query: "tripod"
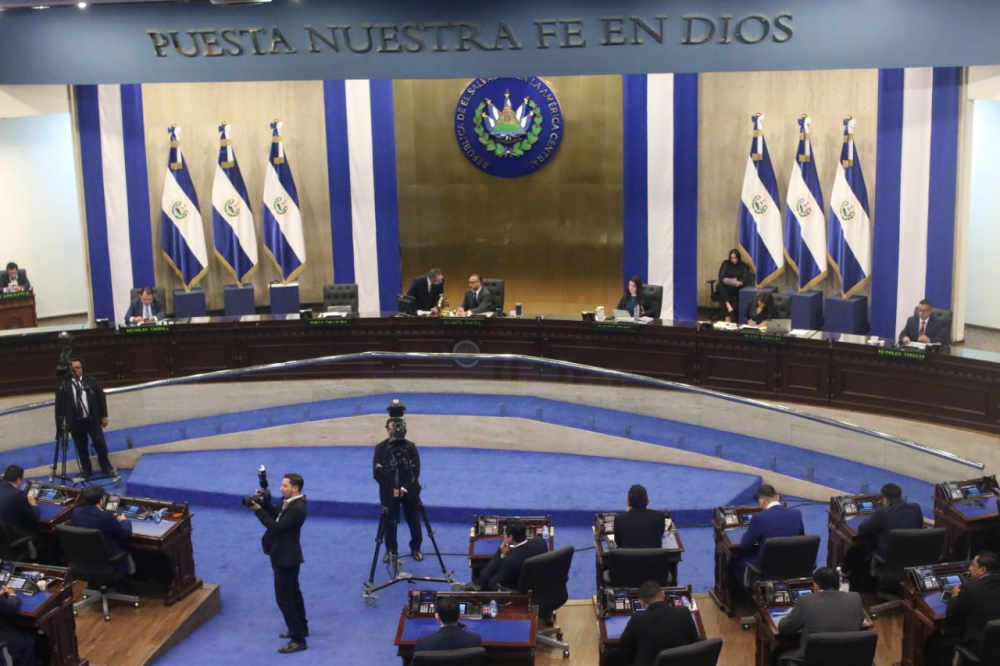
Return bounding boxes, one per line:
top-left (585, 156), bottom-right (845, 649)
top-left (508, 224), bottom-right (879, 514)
top-left (363, 493), bottom-right (453, 607)
top-left (50, 377), bottom-right (76, 485)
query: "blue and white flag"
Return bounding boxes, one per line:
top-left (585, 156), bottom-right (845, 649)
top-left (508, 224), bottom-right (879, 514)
top-left (827, 118), bottom-right (872, 298)
top-left (738, 114), bottom-right (784, 287)
top-left (783, 116), bottom-right (827, 292)
top-left (161, 126), bottom-right (208, 291)
top-left (263, 121), bottom-right (306, 283)
top-left (212, 123), bottom-right (257, 285)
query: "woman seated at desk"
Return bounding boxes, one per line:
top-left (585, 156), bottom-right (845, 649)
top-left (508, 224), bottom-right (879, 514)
top-left (745, 292), bottom-right (776, 328)
top-left (617, 275), bottom-right (652, 318)
top-left (717, 249), bottom-right (752, 323)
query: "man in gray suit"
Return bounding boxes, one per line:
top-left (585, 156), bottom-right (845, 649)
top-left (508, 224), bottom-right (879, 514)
top-left (777, 567), bottom-right (866, 664)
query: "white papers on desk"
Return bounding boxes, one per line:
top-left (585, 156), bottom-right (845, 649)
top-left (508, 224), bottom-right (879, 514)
top-left (713, 321), bottom-right (738, 331)
top-left (903, 341), bottom-right (928, 350)
top-left (789, 329), bottom-right (820, 338)
top-left (636, 316), bottom-right (654, 324)
top-left (416, 310), bottom-right (432, 317)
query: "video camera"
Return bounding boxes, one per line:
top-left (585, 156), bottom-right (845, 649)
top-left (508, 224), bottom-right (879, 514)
top-left (55, 332), bottom-right (75, 380)
top-left (241, 465), bottom-right (271, 508)
top-left (387, 399), bottom-right (407, 441)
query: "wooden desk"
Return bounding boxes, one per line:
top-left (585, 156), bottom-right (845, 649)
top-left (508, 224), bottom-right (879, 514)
top-left (933, 477), bottom-right (1000, 560)
top-left (468, 515), bottom-right (553, 582)
top-left (900, 562), bottom-right (970, 666)
top-left (826, 494), bottom-right (880, 569)
top-left (0, 291), bottom-right (36, 329)
top-left (709, 506), bottom-right (763, 616)
top-left (32, 486), bottom-right (202, 606)
top-left (394, 592), bottom-right (537, 664)
top-left (8, 562), bottom-right (87, 666)
top-left (595, 585), bottom-right (705, 666)
top-left (593, 513), bottom-right (684, 589)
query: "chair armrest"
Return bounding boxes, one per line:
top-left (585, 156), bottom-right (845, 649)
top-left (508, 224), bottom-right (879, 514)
top-left (7, 536), bottom-right (33, 549)
top-left (872, 552), bottom-right (886, 565)
top-left (954, 645), bottom-right (980, 664)
top-left (109, 552), bottom-right (129, 563)
top-left (495, 584), bottom-right (515, 593)
top-left (746, 562), bottom-right (762, 574)
top-left (707, 279), bottom-right (717, 287)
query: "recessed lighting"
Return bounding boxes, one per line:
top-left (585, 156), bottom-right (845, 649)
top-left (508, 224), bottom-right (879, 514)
top-left (31, 5), bottom-right (51, 9)
top-left (77, 1), bottom-right (87, 7)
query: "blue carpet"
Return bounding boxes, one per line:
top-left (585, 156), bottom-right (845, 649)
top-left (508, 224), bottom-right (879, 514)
top-left (125, 447), bottom-right (762, 526)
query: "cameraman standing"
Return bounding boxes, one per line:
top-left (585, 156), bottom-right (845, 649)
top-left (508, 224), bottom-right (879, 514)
top-left (246, 473), bottom-right (308, 654)
top-left (55, 357), bottom-right (114, 480)
top-left (373, 406), bottom-right (423, 563)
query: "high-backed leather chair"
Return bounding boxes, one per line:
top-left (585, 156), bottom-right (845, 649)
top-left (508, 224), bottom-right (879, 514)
top-left (745, 535), bottom-right (820, 585)
top-left (518, 546), bottom-right (574, 658)
top-left (643, 284), bottom-right (664, 319)
top-left (481, 278), bottom-right (505, 313)
top-left (412, 647), bottom-right (487, 664)
top-left (954, 619), bottom-right (1000, 665)
top-left (870, 528), bottom-right (947, 616)
top-left (323, 283), bottom-right (360, 312)
top-left (654, 638), bottom-right (724, 665)
top-left (785, 630), bottom-right (877, 666)
top-left (608, 548), bottom-right (674, 587)
top-left (771, 293), bottom-right (791, 319)
top-left (55, 524), bottom-right (139, 621)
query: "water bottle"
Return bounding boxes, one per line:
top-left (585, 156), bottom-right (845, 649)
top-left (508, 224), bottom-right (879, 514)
top-left (489, 599), bottom-right (498, 619)
top-left (542, 524), bottom-right (550, 540)
top-left (837, 566), bottom-right (849, 592)
top-left (633, 305), bottom-right (640, 322)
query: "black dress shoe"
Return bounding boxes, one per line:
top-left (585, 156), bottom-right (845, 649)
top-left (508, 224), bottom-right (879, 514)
top-left (279, 631), bottom-right (309, 639)
top-left (278, 641), bottom-right (307, 654)
top-left (80, 472), bottom-right (91, 481)
top-left (382, 551), bottom-right (397, 563)
top-left (411, 550), bottom-right (424, 562)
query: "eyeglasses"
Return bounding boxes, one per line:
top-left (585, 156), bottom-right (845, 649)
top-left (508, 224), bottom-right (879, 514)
top-left (468, 280), bottom-right (479, 285)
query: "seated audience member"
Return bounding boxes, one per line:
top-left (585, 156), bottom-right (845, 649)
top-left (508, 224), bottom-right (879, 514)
top-left (616, 275), bottom-right (653, 318)
top-left (745, 291), bottom-right (776, 327)
top-left (455, 274), bottom-right (494, 317)
top-left (413, 596), bottom-right (482, 655)
top-left (844, 483), bottom-right (923, 584)
top-left (899, 299), bottom-right (944, 345)
top-left (937, 551), bottom-right (1000, 665)
top-left (468, 520), bottom-right (547, 592)
top-left (717, 249), bottom-right (752, 323)
top-left (71, 485), bottom-right (134, 574)
top-left (0, 465), bottom-right (40, 560)
top-left (619, 580), bottom-right (700, 666)
top-left (124, 286), bottom-right (165, 325)
top-left (734, 485), bottom-right (805, 590)
top-left (406, 268), bottom-right (445, 314)
top-left (613, 484), bottom-right (666, 549)
top-left (1, 262), bottom-right (30, 293)
top-left (776, 567), bottom-right (866, 665)
top-left (0, 586), bottom-right (34, 666)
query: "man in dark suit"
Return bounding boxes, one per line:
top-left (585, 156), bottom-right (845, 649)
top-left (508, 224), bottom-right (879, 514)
top-left (844, 483), bottom-right (924, 588)
top-left (898, 299), bottom-right (944, 345)
top-left (0, 584), bottom-right (35, 666)
top-left (613, 484), bottom-right (666, 549)
top-left (735, 485), bottom-right (805, 590)
top-left (248, 472), bottom-right (308, 654)
top-left (406, 268), bottom-right (445, 313)
top-left (70, 485), bottom-right (134, 574)
top-left (455, 274), bottom-right (494, 316)
top-left (0, 262), bottom-right (30, 293)
top-left (619, 579), bottom-right (700, 666)
top-left (470, 520), bottom-right (548, 592)
top-left (777, 567), bottom-right (866, 665)
top-left (123, 286), bottom-right (165, 325)
top-left (0, 465), bottom-right (40, 560)
top-left (55, 357), bottom-right (114, 480)
top-left (938, 551), bottom-right (1000, 665)
top-left (413, 596), bottom-right (482, 656)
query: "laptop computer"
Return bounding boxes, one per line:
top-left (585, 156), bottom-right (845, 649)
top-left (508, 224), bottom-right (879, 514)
top-left (767, 318), bottom-right (792, 335)
top-left (612, 309), bottom-right (633, 320)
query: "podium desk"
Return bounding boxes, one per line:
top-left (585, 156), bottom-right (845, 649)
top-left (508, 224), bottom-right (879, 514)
top-left (596, 585), bottom-right (705, 666)
top-left (752, 578), bottom-right (873, 666)
top-left (468, 515), bottom-right (553, 582)
top-left (933, 476), bottom-right (1000, 560)
top-left (709, 505), bottom-right (764, 615)
top-left (826, 494), bottom-right (881, 569)
top-left (0, 291), bottom-right (36, 329)
top-left (593, 512), bottom-right (684, 589)
top-left (30, 485), bottom-right (202, 606)
top-left (8, 562), bottom-right (87, 666)
top-left (900, 561), bottom-right (971, 666)
top-left (395, 592), bottom-right (537, 664)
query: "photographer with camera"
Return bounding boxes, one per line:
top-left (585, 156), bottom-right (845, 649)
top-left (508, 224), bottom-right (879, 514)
top-left (373, 401), bottom-right (423, 563)
top-left (244, 470), bottom-right (309, 655)
top-left (54, 357), bottom-right (114, 481)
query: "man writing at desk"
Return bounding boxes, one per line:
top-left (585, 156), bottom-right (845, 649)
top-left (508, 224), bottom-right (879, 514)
top-left (124, 286), bottom-right (164, 325)
top-left (406, 268), bottom-right (444, 314)
top-left (899, 299), bottom-right (943, 345)
top-left (735, 485), bottom-right (805, 592)
top-left (937, 551), bottom-right (1000, 665)
top-left (619, 580), bottom-right (700, 666)
top-left (613, 484), bottom-right (665, 549)
top-left (776, 568), bottom-right (865, 665)
top-left (1, 262), bottom-right (30, 293)
top-left (455, 274), bottom-right (494, 317)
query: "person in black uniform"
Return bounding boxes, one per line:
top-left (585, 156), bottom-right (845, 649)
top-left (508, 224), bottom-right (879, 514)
top-left (406, 268), bottom-right (445, 314)
top-left (0, 465), bottom-right (40, 560)
top-left (935, 551), bottom-right (1000, 665)
top-left (468, 520), bottom-right (547, 592)
top-left (0, 262), bottom-right (30, 293)
top-left (745, 291), bottom-right (776, 327)
top-left (55, 357), bottom-right (114, 480)
top-left (0, 584), bottom-right (35, 666)
top-left (843, 483), bottom-right (924, 589)
top-left (616, 275), bottom-right (653, 317)
top-left (373, 401), bottom-right (423, 562)
top-left (71, 485), bottom-right (134, 574)
top-left (613, 484), bottom-right (666, 549)
top-left (716, 249), bottom-right (751, 323)
top-left (455, 274), bottom-right (494, 316)
top-left (247, 472), bottom-right (308, 654)
top-left (619, 580), bottom-right (700, 666)
top-left (414, 596), bottom-right (482, 655)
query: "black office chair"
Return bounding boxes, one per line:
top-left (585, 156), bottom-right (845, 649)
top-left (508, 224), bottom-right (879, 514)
top-left (787, 630), bottom-right (877, 666)
top-left (518, 546), bottom-right (574, 658)
top-left (771, 293), bottom-right (791, 319)
top-left (653, 638), bottom-right (724, 665)
top-left (954, 619), bottom-right (1000, 665)
top-left (55, 525), bottom-right (138, 621)
top-left (323, 283), bottom-right (360, 312)
top-left (480, 278), bottom-right (504, 313)
top-left (0, 522), bottom-right (35, 562)
top-left (128, 286), bottom-right (166, 304)
top-left (607, 548), bottom-right (674, 587)
top-left (412, 647), bottom-right (487, 664)
top-left (643, 284), bottom-right (664, 319)
top-left (870, 528), bottom-right (947, 617)
top-left (745, 535), bottom-right (821, 584)
top-left (910, 306), bottom-right (953, 345)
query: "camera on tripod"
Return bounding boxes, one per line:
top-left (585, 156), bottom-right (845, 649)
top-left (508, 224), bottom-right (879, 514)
top-left (241, 465), bottom-right (271, 508)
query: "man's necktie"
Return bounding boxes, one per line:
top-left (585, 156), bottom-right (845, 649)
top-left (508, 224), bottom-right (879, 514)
top-left (919, 320), bottom-right (926, 336)
top-left (144, 304), bottom-right (151, 319)
top-left (74, 381), bottom-right (86, 418)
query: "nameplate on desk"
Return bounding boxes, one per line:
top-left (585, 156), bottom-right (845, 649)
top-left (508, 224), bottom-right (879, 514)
top-left (442, 318), bottom-right (486, 327)
top-left (123, 325), bottom-right (170, 335)
top-left (307, 318), bottom-right (350, 327)
top-left (738, 330), bottom-right (786, 345)
top-left (593, 321), bottom-right (637, 333)
top-left (0, 291), bottom-right (32, 301)
top-left (877, 347), bottom-right (927, 362)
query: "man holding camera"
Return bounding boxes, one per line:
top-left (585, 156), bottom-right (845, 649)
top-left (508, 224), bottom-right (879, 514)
top-left (246, 472), bottom-right (308, 654)
top-left (373, 403), bottom-right (423, 563)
